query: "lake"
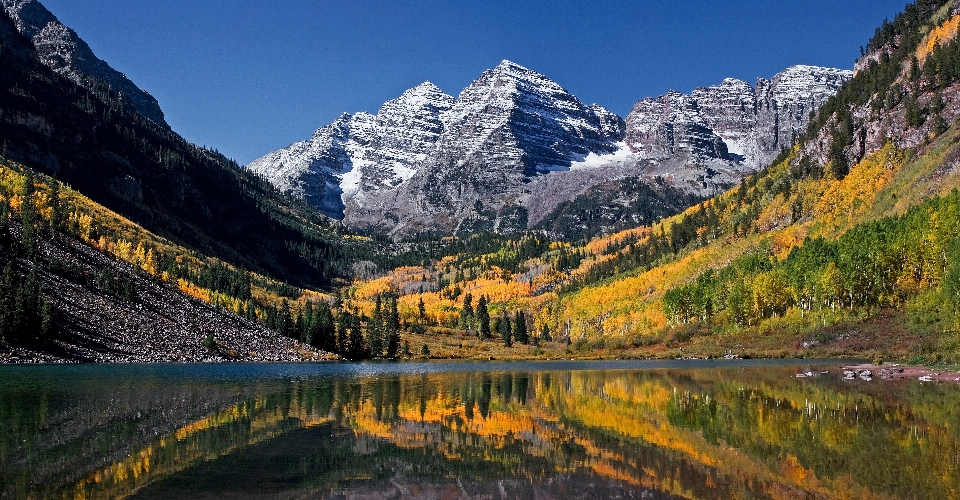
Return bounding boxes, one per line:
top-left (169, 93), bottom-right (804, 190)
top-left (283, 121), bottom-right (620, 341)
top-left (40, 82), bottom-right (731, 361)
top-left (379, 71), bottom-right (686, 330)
top-left (1, 359), bottom-right (959, 499)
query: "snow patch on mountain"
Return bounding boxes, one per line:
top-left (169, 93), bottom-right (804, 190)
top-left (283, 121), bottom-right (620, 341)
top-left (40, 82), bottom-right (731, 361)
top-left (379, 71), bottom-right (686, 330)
top-left (569, 142), bottom-right (634, 170)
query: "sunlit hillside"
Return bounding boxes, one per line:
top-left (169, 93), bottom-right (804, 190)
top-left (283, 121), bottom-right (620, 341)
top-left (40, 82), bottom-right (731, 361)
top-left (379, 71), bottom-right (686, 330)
top-left (341, 1), bottom-right (960, 363)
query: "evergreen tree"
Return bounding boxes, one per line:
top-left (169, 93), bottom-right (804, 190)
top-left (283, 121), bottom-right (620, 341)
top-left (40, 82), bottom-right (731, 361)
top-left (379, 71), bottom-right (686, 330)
top-left (540, 323), bottom-right (552, 342)
top-left (367, 296), bottom-right (385, 357)
top-left (348, 312), bottom-right (367, 359)
top-left (513, 310), bottom-right (528, 345)
top-left (278, 299), bottom-right (295, 338)
top-left (418, 296), bottom-right (426, 324)
top-left (459, 293), bottom-right (474, 329)
top-left (499, 313), bottom-right (512, 347)
top-left (385, 297), bottom-right (401, 358)
top-left (302, 301), bottom-right (314, 344)
top-left (336, 309), bottom-right (350, 353)
top-left (477, 295), bottom-right (490, 339)
top-left (312, 301), bottom-right (336, 352)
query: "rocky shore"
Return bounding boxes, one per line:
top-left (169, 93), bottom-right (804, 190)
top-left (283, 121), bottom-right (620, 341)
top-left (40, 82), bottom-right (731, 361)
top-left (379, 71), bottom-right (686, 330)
top-left (0, 227), bottom-right (338, 364)
top-left (842, 364), bottom-right (960, 383)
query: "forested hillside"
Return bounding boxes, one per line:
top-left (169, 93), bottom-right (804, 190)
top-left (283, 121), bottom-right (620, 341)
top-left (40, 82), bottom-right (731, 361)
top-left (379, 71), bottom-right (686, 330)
top-left (6, 0), bottom-right (960, 363)
top-left (333, 0), bottom-right (960, 363)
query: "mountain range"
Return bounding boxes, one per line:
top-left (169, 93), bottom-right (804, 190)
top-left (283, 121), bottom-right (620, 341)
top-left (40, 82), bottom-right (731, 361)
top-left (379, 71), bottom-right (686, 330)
top-left (249, 61), bottom-right (851, 239)
top-left (5, 0), bottom-right (960, 367)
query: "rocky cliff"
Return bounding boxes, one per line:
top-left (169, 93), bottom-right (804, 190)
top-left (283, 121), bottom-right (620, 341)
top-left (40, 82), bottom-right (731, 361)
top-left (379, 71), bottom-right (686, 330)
top-left (250, 62), bottom-right (850, 239)
top-left (1, 0), bottom-right (167, 127)
top-left (625, 65), bottom-right (853, 170)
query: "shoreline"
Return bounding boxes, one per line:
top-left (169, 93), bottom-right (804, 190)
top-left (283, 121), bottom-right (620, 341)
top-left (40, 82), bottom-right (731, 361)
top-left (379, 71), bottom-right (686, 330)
top-left (842, 363), bottom-right (960, 383)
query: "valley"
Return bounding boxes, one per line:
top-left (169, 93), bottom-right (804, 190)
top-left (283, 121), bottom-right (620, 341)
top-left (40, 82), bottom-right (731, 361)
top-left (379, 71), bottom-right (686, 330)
top-left (1, 0), bottom-right (959, 368)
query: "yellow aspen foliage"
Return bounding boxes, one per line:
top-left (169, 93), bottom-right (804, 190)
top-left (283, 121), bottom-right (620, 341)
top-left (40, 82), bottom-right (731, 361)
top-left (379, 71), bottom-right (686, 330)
top-left (69, 211), bottom-right (93, 238)
top-left (917, 14), bottom-right (960, 62)
top-left (116, 239), bottom-right (133, 263)
top-left (178, 279), bottom-right (212, 303)
top-left (814, 143), bottom-right (902, 234)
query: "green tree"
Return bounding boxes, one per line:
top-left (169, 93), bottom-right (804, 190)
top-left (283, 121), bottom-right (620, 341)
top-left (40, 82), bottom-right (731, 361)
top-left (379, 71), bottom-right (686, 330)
top-left (367, 296), bottom-right (385, 357)
top-left (513, 310), bottom-right (528, 345)
top-left (311, 301), bottom-right (336, 352)
top-left (459, 292), bottom-right (474, 329)
top-left (499, 313), bottom-right (512, 347)
top-left (476, 295), bottom-right (490, 339)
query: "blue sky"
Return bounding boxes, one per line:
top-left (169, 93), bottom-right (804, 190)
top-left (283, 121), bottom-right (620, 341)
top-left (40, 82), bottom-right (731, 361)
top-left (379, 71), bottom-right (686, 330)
top-left (42, 0), bottom-right (908, 165)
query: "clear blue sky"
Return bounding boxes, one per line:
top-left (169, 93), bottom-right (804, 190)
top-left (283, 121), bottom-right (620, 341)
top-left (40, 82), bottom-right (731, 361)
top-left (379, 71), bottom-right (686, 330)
top-left (41, 0), bottom-right (908, 165)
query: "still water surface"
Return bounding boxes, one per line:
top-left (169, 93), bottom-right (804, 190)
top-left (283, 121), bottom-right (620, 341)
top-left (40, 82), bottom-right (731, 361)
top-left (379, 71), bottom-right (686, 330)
top-left (2, 359), bottom-right (959, 499)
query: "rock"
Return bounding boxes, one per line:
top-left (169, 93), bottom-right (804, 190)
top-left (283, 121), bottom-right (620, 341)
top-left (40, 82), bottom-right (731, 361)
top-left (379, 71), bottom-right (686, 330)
top-left (1, 0), bottom-right (168, 127)
top-left (249, 61), bottom-right (850, 238)
top-left (879, 367), bottom-right (904, 380)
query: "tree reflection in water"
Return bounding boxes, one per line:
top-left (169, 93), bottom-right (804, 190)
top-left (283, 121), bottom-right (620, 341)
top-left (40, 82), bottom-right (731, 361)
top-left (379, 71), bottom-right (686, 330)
top-left (1, 361), bottom-right (959, 499)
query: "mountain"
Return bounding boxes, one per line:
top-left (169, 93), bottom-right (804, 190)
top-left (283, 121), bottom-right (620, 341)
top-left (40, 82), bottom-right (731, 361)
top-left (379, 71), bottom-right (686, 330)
top-left (250, 62), bottom-right (849, 239)
top-left (250, 60), bottom-right (627, 237)
top-left (248, 82), bottom-right (455, 220)
top-left (332, 0), bottom-right (960, 363)
top-left (0, 3), bottom-right (355, 290)
top-left (1, 0), bottom-right (167, 127)
top-left (622, 65), bottom-right (853, 194)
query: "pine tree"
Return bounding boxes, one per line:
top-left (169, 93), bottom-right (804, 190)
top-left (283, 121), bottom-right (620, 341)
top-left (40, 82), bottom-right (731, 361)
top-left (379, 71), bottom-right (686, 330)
top-left (312, 301), bottom-right (336, 352)
top-left (348, 312), bottom-right (367, 359)
top-left (367, 296), bottom-right (384, 357)
top-left (417, 296), bottom-right (426, 324)
top-left (302, 301), bottom-right (314, 344)
top-left (278, 299), bottom-right (295, 338)
top-left (385, 297), bottom-right (401, 359)
top-left (459, 292), bottom-right (474, 329)
top-left (336, 310), bottom-right (350, 354)
top-left (477, 295), bottom-right (490, 339)
top-left (499, 313), bottom-right (512, 347)
top-left (513, 311), bottom-right (528, 345)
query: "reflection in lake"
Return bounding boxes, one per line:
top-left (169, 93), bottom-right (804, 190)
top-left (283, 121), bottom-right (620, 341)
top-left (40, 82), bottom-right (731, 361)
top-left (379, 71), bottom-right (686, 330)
top-left (2, 360), bottom-right (960, 499)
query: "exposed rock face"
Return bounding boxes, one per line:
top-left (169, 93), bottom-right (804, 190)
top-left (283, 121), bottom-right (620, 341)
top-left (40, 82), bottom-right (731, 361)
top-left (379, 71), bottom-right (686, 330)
top-left (626, 66), bottom-right (853, 172)
top-left (1, 0), bottom-right (167, 127)
top-left (250, 62), bottom-right (849, 238)
top-left (625, 65), bottom-right (853, 170)
top-left (248, 82), bottom-right (455, 220)
top-left (250, 61), bottom-right (625, 234)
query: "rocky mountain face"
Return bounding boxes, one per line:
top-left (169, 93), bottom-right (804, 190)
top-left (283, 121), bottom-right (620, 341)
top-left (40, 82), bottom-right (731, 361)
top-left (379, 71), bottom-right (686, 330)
top-left (624, 65), bottom-right (852, 192)
top-left (1, 0), bottom-right (167, 127)
top-left (250, 61), bottom-right (626, 235)
top-left (248, 82), bottom-right (454, 220)
top-left (1, 4), bottom-right (349, 289)
top-left (251, 62), bottom-right (850, 239)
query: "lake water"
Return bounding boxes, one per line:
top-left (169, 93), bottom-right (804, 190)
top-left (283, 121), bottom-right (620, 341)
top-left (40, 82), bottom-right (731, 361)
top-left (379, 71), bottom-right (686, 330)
top-left (2, 359), bottom-right (959, 499)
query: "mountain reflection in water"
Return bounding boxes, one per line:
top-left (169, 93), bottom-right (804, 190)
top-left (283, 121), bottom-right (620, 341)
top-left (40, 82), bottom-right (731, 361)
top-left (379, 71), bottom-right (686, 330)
top-left (1, 360), bottom-right (959, 499)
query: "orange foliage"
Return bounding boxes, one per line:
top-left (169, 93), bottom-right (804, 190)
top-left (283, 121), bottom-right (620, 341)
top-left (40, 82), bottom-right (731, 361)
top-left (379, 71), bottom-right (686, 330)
top-left (917, 14), bottom-right (960, 62)
top-left (814, 143), bottom-right (902, 234)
